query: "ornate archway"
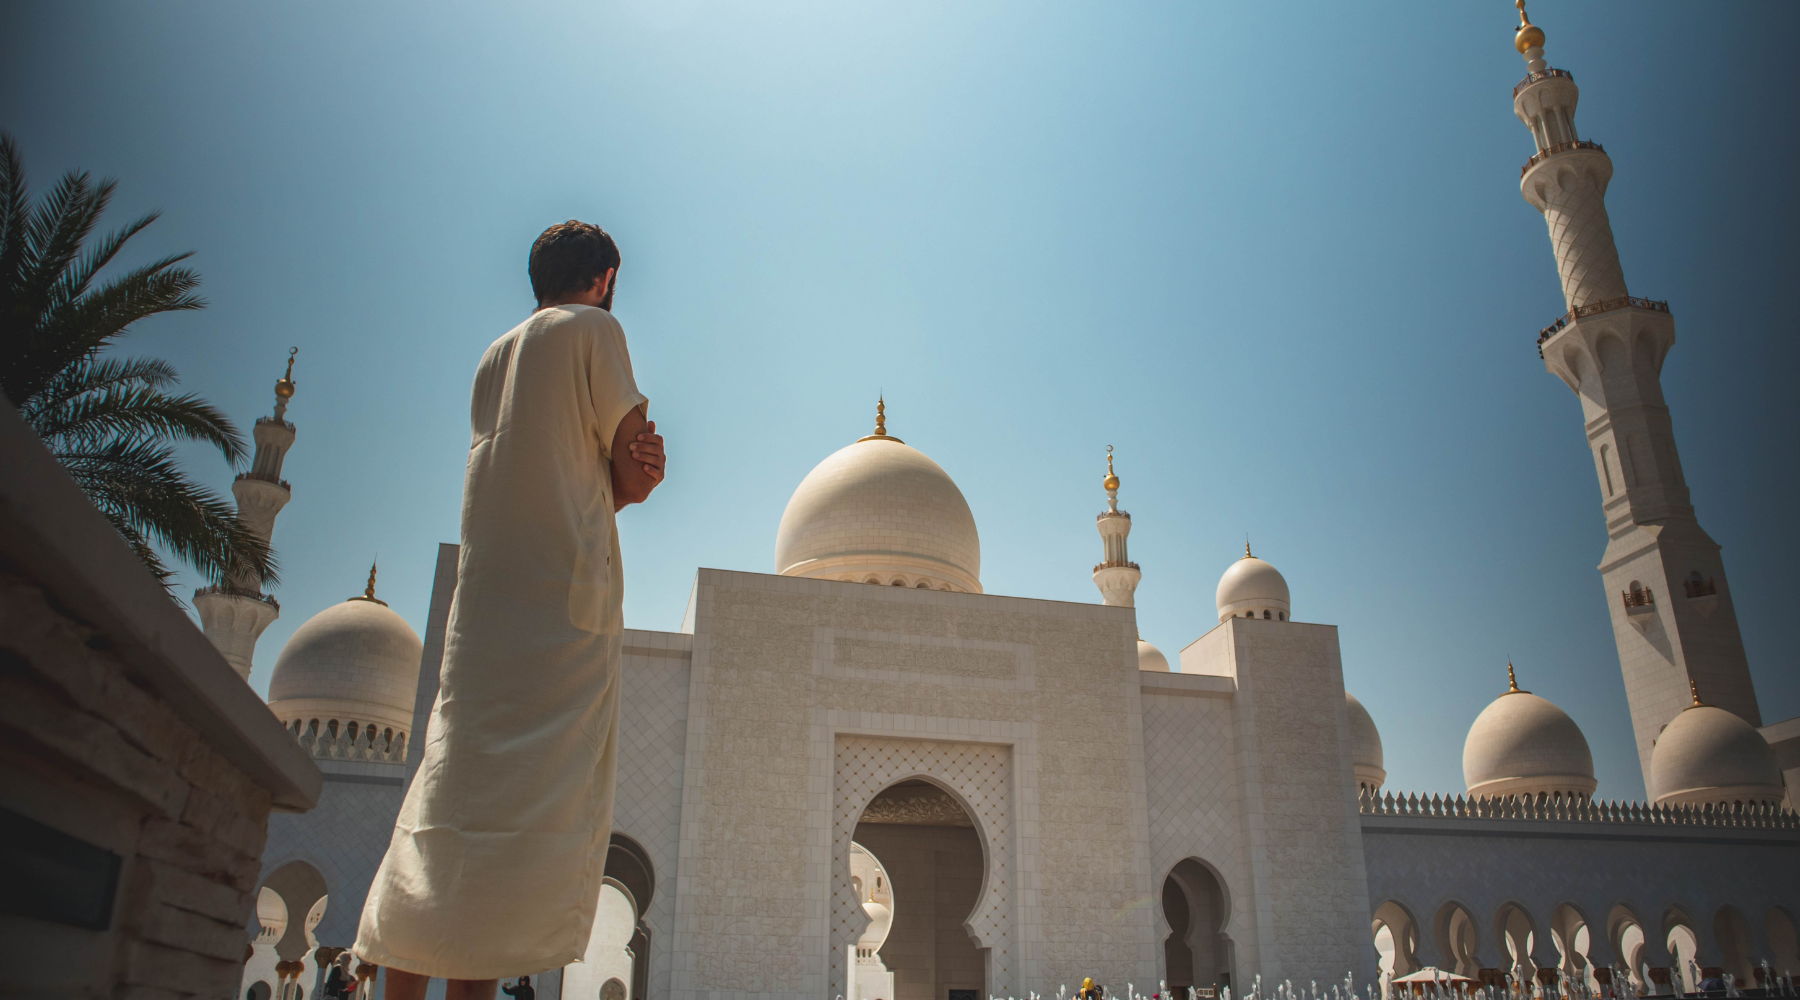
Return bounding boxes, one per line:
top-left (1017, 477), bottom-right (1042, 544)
top-left (832, 736), bottom-right (1014, 998)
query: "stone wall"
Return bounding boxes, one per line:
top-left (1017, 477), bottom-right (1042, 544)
top-left (0, 397), bottom-right (318, 1000)
top-left (669, 569), bottom-right (1162, 1000)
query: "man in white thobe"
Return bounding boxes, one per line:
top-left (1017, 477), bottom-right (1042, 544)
top-left (356, 221), bottom-right (666, 999)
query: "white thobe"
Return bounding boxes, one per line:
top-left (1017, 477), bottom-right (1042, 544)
top-left (355, 305), bottom-right (647, 979)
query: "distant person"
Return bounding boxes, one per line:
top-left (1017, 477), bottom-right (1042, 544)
top-left (500, 976), bottom-right (534, 1000)
top-left (322, 954), bottom-right (354, 1000)
top-left (355, 221), bottom-right (668, 1000)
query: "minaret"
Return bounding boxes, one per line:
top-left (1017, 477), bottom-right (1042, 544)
top-left (1092, 446), bottom-right (1141, 610)
top-left (195, 348), bottom-right (298, 681)
top-left (1510, 4), bottom-right (1760, 789)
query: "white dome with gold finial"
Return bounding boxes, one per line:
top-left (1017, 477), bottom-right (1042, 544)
top-left (1216, 545), bottom-right (1291, 622)
top-left (1650, 682), bottom-right (1785, 807)
top-left (1462, 663), bottom-right (1596, 801)
top-left (775, 399), bottom-right (981, 593)
top-left (266, 564), bottom-right (422, 743)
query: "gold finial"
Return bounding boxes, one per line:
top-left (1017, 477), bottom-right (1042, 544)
top-left (1507, 660), bottom-right (1521, 693)
top-left (350, 561), bottom-right (389, 606)
top-left (1243, 539), bottom-right (1253, 560)
top-left (1103, 445), bottom-right (1120, 492)
top-left (1515, 0), bottom-right (1545, 54)
top-left (275, 347), bottom-right (298, 399)
top-left (857, 394), bottom-right (905, 444)
top-left (1689, 678), bottom-right (1704, 707)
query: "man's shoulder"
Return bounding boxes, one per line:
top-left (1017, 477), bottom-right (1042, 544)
top-left (484, 307), bottom-right (623, 361)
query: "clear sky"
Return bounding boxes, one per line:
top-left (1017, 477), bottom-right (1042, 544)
top-left (5, 1), bottom-right (1796, 802)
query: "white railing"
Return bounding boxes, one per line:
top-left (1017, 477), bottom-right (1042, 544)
top-left (289, 720), bottom-right (407, 764)
top-left (1360, 788), bottom-right (1799, 830)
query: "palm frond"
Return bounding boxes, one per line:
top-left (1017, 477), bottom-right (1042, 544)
top-left (30, 382), bottom-right (246, 464)
top-left (44, 209), bottom-right (163, 321)
top-left (19, 171), bottom-right (111, 316)
top-left (24, 356), bottom-right (179, 420)
top-left (58, 438), bottom-right (277, 587)
top-left (0, 134), bottom-right (29, 315)
top-left (5, 253), bottom-right (203, 405)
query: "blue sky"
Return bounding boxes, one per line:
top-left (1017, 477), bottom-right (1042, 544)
top-left (5, 1), bottom-right (1796, 801)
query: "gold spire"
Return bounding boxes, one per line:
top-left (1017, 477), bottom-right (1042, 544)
top-left (275, 347), bottom-right (298, 399)
top-left (1506, 660), bottom-right (1522, 693)
top-left (350, 561), bottom-right (388, 606)
top-left (1689, 678), bottom-right (1704, 708)
top-left (1243, 540), bottom-right (1253, 560)
top-left (1103, 445), bottom-right (1120, 492)
top-left (1514, 0), bottom-right (1545, 53)
top-left (856, 395), bottom-right (904, 444)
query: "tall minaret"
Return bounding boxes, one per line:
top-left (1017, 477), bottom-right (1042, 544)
top-left (1092, 446), bottom-right (1140, 609)
top-left (1511, 3), bottom-right (1759, 789)
top-left (195, 348), bottom-right (299, 681)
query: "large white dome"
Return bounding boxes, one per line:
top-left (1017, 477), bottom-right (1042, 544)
top-left (1462, 670), bottom-right (1596, 800)
top-left (1650, 700), bottom-right (1784, 807)
top-left (775, 417), bottom-right (980, 593)
top-left (1216, 548), bottom-right (1290, 622)
top-left (268, 592), bottom-right (422, 738)
top-left (1346, 692), bottom-right (1386, 792)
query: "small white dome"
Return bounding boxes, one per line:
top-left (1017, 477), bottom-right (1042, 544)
top-left (1137, 639), bottom-right (1171, 672)
top-left (775, 424), bottom-right (980, 593)
top-left (268, 595), bottom-right (422, 736)
top-left (859, 898), bottom-right (893, 950)
top-left (1346, 692), bottom-right (1386, 791)
top-left (1462, 676), bottom-right (1596, 800)
top-left (1650, 702), bottom-right (1784, 807)
top-left (1216, 549), bottom-right (1291, 622)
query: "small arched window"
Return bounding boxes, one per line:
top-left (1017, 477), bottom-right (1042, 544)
top-left (891, 579), bottom-right (905, 587)
top-left (1278, 612), bottom-right (1286, 621)
top-left (1263, 610), bottom-right (1271, 619)
top-left (915, 581), bottom-right (930, 589)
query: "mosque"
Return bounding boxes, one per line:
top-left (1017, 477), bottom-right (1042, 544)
top-left (213, 9), bottom-right (1800, 1000)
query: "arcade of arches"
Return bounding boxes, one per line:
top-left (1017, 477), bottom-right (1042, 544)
top-left (1371, 900), bottom-right (1800, 994)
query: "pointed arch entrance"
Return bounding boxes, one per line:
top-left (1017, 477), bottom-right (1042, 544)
top-left (833, 736), bottom-right (1014, 1000)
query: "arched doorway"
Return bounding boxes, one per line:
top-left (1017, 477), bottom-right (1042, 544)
top-left (1768, 908), bottom-right (1800, 981)
top-left (1433, 902), bottom-right (1482, 977)
top-left (241, 862), bottom-right (328, 1000)
top-left (832, 736), bottom-right (1013, 999)
top-left (1550, 904), bottom-right (1592, 984)
top-left (1163, 859), bottom-right (1231, 996)
top-left (852, 779), bottom-right (985, 1000)
top-left (1713, 907), bottom-right (1754, 984)
top-left (1608, 906), bottom-right (1648, 992)
top-left (1374, 900), bottom-right (1422, 994)
top-left (1663, 913), bottom-right (1699, 996)
top-left (565, 834), bottom-right (657, 1000)
top-left (1494, 904), bottom-right (1538, 985)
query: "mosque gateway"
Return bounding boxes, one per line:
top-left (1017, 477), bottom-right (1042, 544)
top-left (228, 9), bottom-right (1799, 1000)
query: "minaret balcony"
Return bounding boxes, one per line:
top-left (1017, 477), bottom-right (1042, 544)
top-left (1093, 560), bottom-right (1141, 573)
top-left (1620, 586), bottom-right (1655, 623)
top-left (1536, 295), bottom-right (1670, 355)
top-left (194, 583), bottom-right (280, 611)
top-left (235, 470), bottom-right (292, 491)
top-left (1520, 138), bottom-right (1605, 178)
top-left (1513, 67), bottom-right (1572, 98)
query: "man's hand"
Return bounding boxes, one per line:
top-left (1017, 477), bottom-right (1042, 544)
top-left (611, 406), bottom-right (665, 510)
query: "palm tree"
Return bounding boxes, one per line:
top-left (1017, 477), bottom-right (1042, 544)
top-left (0, 133), bottom-right (275, 590)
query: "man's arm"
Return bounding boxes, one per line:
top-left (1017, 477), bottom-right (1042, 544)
top-left (611, 405), bottom-right (665, 510)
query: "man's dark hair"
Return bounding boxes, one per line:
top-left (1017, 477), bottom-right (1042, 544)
top-left (529, 220), bottom-right (621, 309)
